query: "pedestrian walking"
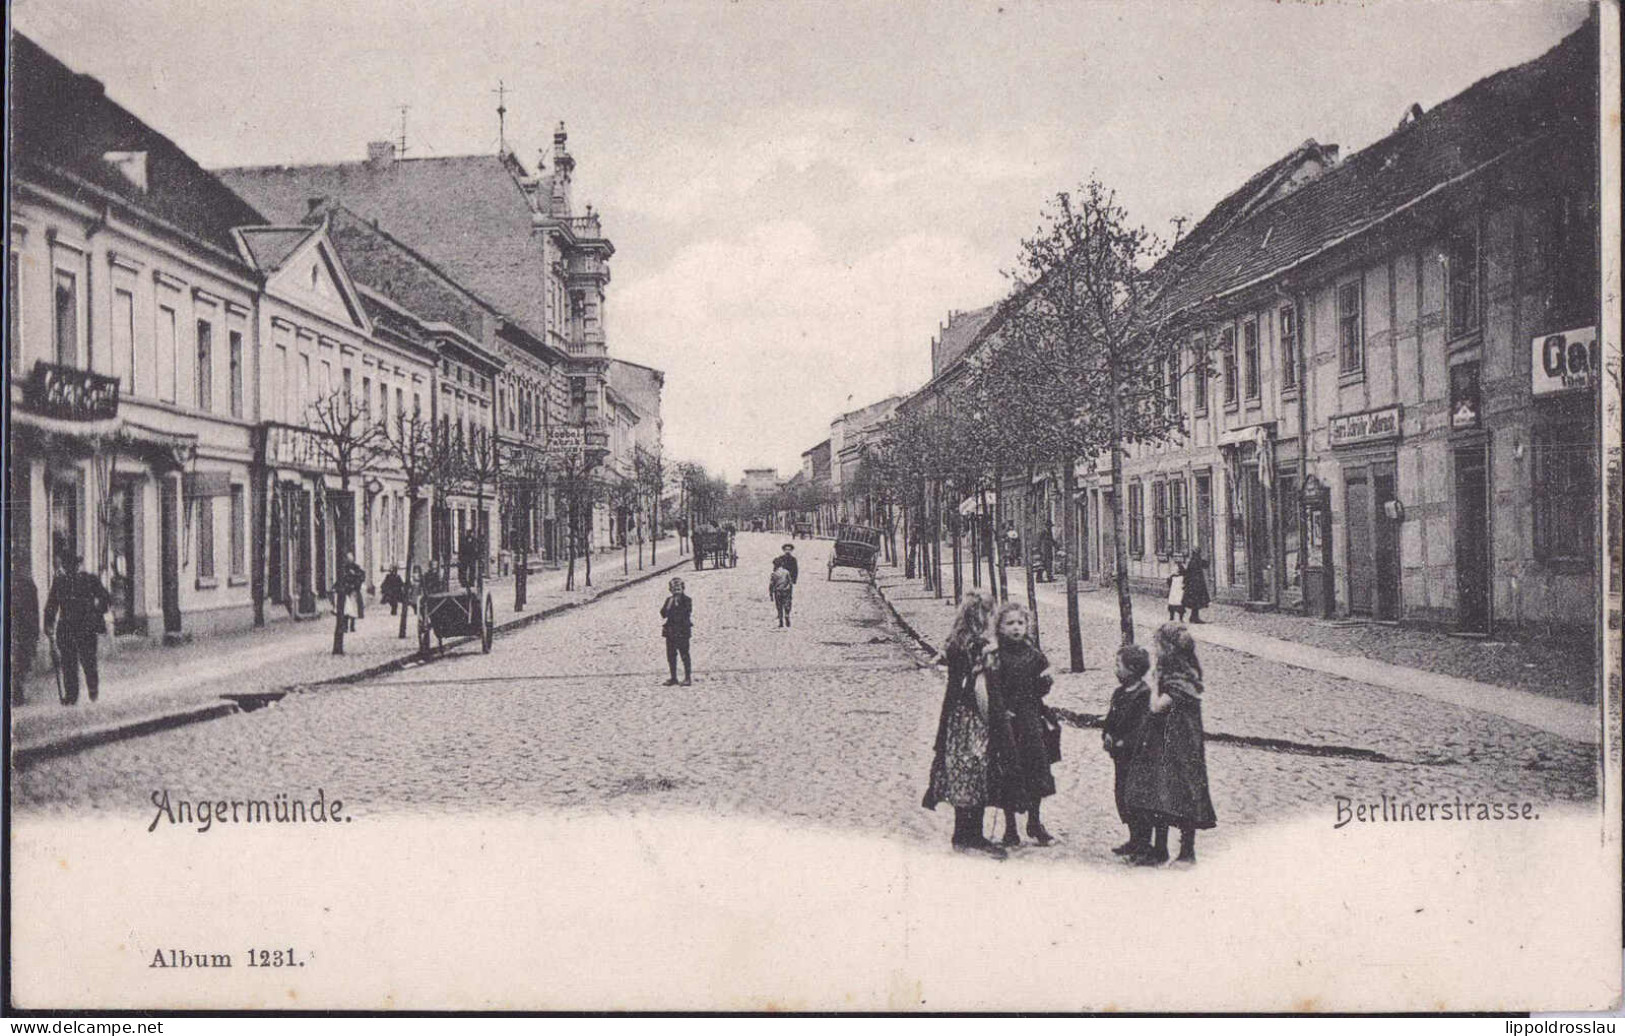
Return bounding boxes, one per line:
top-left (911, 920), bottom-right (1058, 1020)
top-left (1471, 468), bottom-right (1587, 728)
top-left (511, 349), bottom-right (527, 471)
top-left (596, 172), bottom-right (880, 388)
top-left (1124, 623), bottom-right (1217, 866)
top-left (660, 577), bottom-right (693, 686)
top-left (1039, 524), bottom-right (1056, 582)
top-left (11, 571), bottom-right (40, 705)
top-left (336, 551), bottom-right (366, 627)
top-left (922, 592), bottom-right (1006, 859)
top-left (1003, 523), bottom-right (1021, 565)
top-left (1102, 643), bottom-right (1154, 859)
top-left (769, 566), bottom-right (795, 628)
top-left (985, 601), bottom-right (1058, 847)
top-left (380, 566), bottom-right (406, 616)
top-left (42, 552), bottom-right (111, 705)
top-left (1182, 546), bottom-right (1211, 623)
top-left (1167, 561), bottom-right (1187, 622)
top-left (458, 532), bottom-right (482, 588)
top-left (772, 543), bottom-right (799, 584)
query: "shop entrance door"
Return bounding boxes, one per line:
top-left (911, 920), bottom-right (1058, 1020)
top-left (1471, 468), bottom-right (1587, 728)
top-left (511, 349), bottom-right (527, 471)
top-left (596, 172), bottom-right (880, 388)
top-left (1246, 466), bottom-right (1270, 600)
top-left (1345, 473), bottom-right (1374, 615)
top-left (1374, 467), bottom-right (1401, 621)
top-left (108, 479), bottom-right (140, 634)
top-left (1454, 447), bottom-right (1491, 633)
top-left (159, 478), bottom-right (182, 634)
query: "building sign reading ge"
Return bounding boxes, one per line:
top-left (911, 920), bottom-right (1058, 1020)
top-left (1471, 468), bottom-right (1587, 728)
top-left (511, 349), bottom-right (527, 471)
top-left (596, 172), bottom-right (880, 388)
top-left (1531, 326), bottom-right (1598, 396)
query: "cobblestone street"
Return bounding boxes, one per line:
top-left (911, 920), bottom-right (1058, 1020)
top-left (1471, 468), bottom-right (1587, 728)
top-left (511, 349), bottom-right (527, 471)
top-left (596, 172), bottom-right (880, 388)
top-left (15, 534), bottom-right (1598, 867)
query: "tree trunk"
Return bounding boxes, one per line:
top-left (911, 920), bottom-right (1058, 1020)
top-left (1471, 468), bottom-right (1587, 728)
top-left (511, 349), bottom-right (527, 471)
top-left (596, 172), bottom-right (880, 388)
top-left (1062, 455), bottom-right (1085, 672)
top-left (565, 491), bottom-right (577, 591)
top-left (1109, 377), bottom-right (1135, 644)
top-left (332, 587), bottom-right (347, 655)
top-left (399, 493), bottom-right (419, 639)
top-left (950, 483), bottom-right (964, 604)
top-left (1022, 463), bottom-right (1040, 648)
top-left (931, 481), bottom-right (944, 600)
top-left (970, 487), bottom-right (982, 590)
top-left (993, 468), bottom-right (1009, 603)
top-left (903, 502), bottom-right (915, 579)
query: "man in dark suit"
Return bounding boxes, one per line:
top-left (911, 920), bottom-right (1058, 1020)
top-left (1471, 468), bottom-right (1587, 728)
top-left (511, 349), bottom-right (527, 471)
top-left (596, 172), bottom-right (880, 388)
top-left (660, 577), bottom-right (693, 686)
top-left (43, 554), bottom-right (111, 704)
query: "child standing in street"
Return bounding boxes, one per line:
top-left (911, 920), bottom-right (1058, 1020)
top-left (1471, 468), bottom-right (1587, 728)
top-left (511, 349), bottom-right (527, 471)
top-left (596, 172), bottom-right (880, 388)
top-left (985, 602), bottom-right (1058, 848)
top-left (1102, 643), bottom-right (1153, 859)
top-left (1125, 623), bottom-right (1217, 866)
top-left (1167, 561), bottom-right (1187, 622)
top-left (660, 577), bottom-right (694, 686)
top-left (769, 566), bottom-right (795, 627)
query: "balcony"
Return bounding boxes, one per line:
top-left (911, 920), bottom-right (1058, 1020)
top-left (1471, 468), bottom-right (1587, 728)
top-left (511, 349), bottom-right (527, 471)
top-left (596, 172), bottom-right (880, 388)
top-left (19, 361), bottom-right (120, 422)
top-left (568, 326), bottom-right (607, 356)
top-left (564, 214), bottom-right (603, 239)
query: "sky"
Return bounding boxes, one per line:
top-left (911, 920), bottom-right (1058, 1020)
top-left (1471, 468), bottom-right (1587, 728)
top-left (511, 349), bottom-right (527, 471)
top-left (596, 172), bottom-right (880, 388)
top-left (13, 0), bottom-right (1592, 479)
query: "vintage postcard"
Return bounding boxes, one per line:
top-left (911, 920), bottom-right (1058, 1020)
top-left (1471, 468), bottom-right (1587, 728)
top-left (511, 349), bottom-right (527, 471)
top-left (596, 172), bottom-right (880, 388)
top-left (6, 0), bottom-right (1622, 1015)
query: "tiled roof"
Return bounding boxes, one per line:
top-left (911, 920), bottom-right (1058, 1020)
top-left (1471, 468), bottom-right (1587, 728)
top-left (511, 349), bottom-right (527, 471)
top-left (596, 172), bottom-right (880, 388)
top-left (931, 305), bottom-right (999, 378)
top-left (10, 34), bottom-right (266, 258)
top-left (235, 226), bottom-right (316, 271)
top-left (1161, 16), bottom-right (1596, 317)
top-left (216, 154), bottom-right (551, 334)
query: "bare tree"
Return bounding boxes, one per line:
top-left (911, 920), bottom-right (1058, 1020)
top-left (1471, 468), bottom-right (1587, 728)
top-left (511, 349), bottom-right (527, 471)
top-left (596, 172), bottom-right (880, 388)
top-left (380, 406), bottom-right (450, 639)
top-left (305, 387), bottom-right (389, 655)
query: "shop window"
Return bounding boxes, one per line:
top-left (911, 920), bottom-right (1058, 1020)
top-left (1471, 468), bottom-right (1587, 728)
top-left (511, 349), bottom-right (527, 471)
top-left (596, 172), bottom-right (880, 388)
top-left (229, 330), bottom-right (243, 417)
top-left (1338, 280), bottom-right (1363, 374)
top-left (1128, 482), bottom-right (1145, 558)
top-left (1279, 305), bottom-right (1298, 392)
top-left (1446, 222), bottom-right (1481, 340)
top-left (54, 269), bottom-right (80, 367)
top-left (1544, 190), bottom-right (1598, 329)
top-left (158, 305), bottom-right (178, 403)
top-left (1192, 333), bottom-right (1209, 415)
top-left (1169, 478), bottom-right (1188, 555)
top-left (1278, 474), bottom-right (1301, 587)
top-left (1221, 327), bottom-right (1238, 408)
top-left (114, 289), bottom-right (136, 394)
top-left (1532, 423), bottom-right (1594, 562)
top-left (1152, 481), bottom-right (1168, 557)
top-left (196, 319), bottom-right (213, 411)
top-left (229, 485), bottom-right (246, 581)
top-left (1243, 320), bottom-right (1261, 401)
top-left (196, 496), bottom-right (216, 584)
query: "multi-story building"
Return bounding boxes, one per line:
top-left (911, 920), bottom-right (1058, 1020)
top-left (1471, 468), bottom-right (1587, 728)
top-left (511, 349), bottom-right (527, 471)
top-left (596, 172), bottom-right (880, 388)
top-left (829, 395), bottom-right (905, 523)
top-left (605, 358), bottom-right (666, 545)
top-left (799, 438), bottom-right (834, 533)
top-left (9, 34), bottom-right (270, 642)
top-left (1094, 20), bottom-right (1601, 633)
top-left (216, 124), bottom-right (618, 552)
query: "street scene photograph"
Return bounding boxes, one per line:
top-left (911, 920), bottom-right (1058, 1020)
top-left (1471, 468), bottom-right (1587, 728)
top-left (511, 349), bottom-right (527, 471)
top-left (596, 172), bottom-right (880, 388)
top-left (5, 0), bottom-right (1621, 1017)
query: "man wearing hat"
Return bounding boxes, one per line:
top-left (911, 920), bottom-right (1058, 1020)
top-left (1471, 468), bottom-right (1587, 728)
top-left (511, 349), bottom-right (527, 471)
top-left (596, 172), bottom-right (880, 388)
top-left (42, 550), bottom-right (112, 705)
top-left (769, 543), bottom-right (799, 628)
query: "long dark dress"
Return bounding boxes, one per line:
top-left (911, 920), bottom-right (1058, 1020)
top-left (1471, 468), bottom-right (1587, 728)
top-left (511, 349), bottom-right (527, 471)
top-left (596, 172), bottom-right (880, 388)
top-left (986, 640), bottom-right (1055, 810)
top-left (1103, 678), bottom-right (1151, 824)
top-left (1182, 549), bottom-right (1212, 611)
top-left (1124, 670), bottom-right (1217, 829)
top-left (923, 641), bottom-right (993, 810)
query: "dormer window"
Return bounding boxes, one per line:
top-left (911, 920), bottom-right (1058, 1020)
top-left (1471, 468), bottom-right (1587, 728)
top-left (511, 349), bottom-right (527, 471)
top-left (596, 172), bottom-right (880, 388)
top-left (103, 151), bottom-right (149, 193)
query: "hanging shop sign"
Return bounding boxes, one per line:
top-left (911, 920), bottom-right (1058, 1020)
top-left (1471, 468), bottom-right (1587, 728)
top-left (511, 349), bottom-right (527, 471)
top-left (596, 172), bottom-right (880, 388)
top-left (264, 423), bottom-right (328, 471)
top-left (1531, 325), bottom-right (1598, 396)
top-left (1328, 405), bottom-right (1402, 449)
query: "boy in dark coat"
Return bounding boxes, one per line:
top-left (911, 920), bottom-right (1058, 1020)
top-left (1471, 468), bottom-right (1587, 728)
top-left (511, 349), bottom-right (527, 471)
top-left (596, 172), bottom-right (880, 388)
top-left (1102, 643), bottom-right (1153, 857)
top-left (380, 567), bottom-right (406, 615)
top-left (660, 577), bottom-right (694, 686)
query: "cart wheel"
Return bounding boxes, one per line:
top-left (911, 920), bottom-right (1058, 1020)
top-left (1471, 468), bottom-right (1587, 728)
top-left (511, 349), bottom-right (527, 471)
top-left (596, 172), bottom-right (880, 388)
top-left (481, 595), bottom-right (494, 653)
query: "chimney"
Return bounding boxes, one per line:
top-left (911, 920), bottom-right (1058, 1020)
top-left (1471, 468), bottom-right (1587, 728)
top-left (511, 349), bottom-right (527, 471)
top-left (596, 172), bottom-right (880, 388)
top-left (77, 74), bottom-right (106, 99)
top-left (366, 141), bottom-right (396, 169)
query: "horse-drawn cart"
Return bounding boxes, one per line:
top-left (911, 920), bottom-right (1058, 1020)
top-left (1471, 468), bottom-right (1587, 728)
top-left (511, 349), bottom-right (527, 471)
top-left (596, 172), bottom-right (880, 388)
top-left (692, 528), bottom-right (737, 570)
top-left (417, 571), bottom-right (495, 658)
top-left (827, 523), bottom-right (882, 581)
top-left (793, 521), bottom-right (814, 539)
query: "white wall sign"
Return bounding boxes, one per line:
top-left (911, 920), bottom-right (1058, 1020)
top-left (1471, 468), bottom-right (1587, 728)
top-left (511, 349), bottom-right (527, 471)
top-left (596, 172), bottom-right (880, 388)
top-left (1329, 405), bottom-right (1402, 448)
top-left (1531, 325), bottom-right (1598, 396)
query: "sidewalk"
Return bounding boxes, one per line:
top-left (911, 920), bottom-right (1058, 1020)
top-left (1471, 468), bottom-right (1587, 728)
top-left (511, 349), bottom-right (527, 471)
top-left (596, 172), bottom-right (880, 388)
top-left (875, 561), bottom-right (1600, 746)
top-left (9, 549), bottom-right (690, 764)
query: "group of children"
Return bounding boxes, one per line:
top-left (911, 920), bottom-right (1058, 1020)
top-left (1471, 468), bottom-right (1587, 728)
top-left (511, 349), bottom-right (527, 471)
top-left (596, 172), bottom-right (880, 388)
top-left (923, 592), bottom-right (1217, 866)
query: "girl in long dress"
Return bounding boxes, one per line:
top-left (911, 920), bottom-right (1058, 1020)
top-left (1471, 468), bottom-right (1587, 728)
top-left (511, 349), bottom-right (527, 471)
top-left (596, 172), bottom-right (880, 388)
top-left (1125, 623), bottom-right (1217, 865)
top-left (986, 602), bottom-right (1058, 847)
top-left (922, 592), bottom-right (1005, 858)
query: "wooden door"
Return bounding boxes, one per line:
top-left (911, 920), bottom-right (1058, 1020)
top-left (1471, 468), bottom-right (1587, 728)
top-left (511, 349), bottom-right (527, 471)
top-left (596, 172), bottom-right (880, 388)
top-left (1345, 473), bottom-right (1373, 615)
top-left (1454, 448), bottom-right (1491, 633)
top-left (159, 478), bottom-right (182, 634)
top-left (1374, 468), bottom-right (1401, 620)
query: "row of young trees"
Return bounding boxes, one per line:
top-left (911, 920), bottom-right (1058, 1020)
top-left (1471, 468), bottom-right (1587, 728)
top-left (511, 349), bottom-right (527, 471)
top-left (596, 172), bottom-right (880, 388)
top-left (872, 180), bottom-right (1205, 668)
top-left (298, 386), bottom-right (643, 652)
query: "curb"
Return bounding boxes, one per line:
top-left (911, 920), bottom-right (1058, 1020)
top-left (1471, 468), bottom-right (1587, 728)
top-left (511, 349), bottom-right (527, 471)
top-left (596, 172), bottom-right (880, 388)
top-left (13, 556), bottom-right (692, 765)
top-left (869, 574), bottom-right (942, 662)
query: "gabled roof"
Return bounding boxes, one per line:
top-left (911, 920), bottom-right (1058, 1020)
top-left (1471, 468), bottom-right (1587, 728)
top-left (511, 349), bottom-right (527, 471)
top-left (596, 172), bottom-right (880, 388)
top-left (235, 226), bottom-right (317, 271)
top-left (1161, 16), bottom-right (1597, 318)
top-left (216, 154), bottom-right (552, 334)
top-left (10, 33), bottom-right (266, 259)
top-left (931, 305), bottom-right (1000, 378)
